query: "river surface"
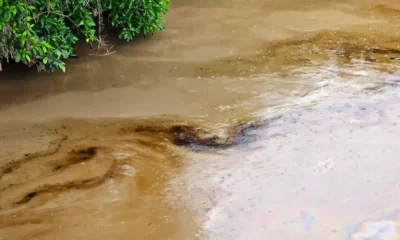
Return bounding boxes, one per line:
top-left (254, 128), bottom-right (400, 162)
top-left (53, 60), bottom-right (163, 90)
top-left (1, 0), bottom-right (400, 239)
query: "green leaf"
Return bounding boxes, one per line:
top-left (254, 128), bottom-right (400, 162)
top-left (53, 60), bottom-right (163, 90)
top-left (41, 41), bottom-right (52, 49)
top-left (15, 54), bottom-right (21, 63)
top-left (10, 6), bottom-right (17, 15)
top-left (62, 50), bottom-right (70, 58)
top-left (85, 18), bottom-right (96, 27)
top-left (55, 50), bottom-right (62, 57)
top-left (4, 12), bottom-right (10, 21)
top-left (59, 64), bottom-right (66, 72)
top-left (0, 0), bottom-right (170, 72)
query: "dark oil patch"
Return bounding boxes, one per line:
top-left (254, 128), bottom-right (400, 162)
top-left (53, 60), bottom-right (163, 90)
top-left (15, 192), bottom-right (38, 205)
top-left (14, 160), bottom-right (117, 206)
top-left (51, 146), bottom-right (98, 172)
top-left (0, 136), bottom-right (68, 178)
top-left (198, 31), bottom-right (400, 77)
top-left (133, 116), bottom-right (282, 150)
top-left (367, 4), bottom-right (400, 17)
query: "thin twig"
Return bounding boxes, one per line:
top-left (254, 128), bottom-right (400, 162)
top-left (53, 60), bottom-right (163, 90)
top-left (89, 44), bottom-right (116, 56)
top-left (36, 11), bottom-right (78, 26)
top-left (89, 51), bottom-right (116, 57)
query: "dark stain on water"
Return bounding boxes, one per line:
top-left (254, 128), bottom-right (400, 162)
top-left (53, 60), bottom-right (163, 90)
top-left (133, 116), bottom-right (282, 151)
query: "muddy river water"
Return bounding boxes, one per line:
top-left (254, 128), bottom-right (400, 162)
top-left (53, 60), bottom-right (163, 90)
top-left (1, 0), bottom-right (400, 239)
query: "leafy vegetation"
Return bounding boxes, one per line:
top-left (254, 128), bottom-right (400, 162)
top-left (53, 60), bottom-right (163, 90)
top-left (0, 0), bottom-right (169, 72)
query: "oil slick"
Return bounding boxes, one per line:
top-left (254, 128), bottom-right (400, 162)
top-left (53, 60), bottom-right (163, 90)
top-left (1, 0), bottom-right (400, 239)
top-left (348, 210), bottom-right (400, 240)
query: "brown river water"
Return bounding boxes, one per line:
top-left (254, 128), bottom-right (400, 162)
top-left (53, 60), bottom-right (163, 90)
top-left (1, 0), bottom-right (400, 239)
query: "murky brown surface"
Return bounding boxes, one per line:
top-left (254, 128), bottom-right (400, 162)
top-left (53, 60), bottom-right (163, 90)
top-left (1, 0), bottom-right (400, 239)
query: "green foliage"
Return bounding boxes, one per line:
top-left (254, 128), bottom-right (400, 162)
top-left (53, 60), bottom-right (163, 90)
top-left (0, 0), bottom-right (169, 72)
